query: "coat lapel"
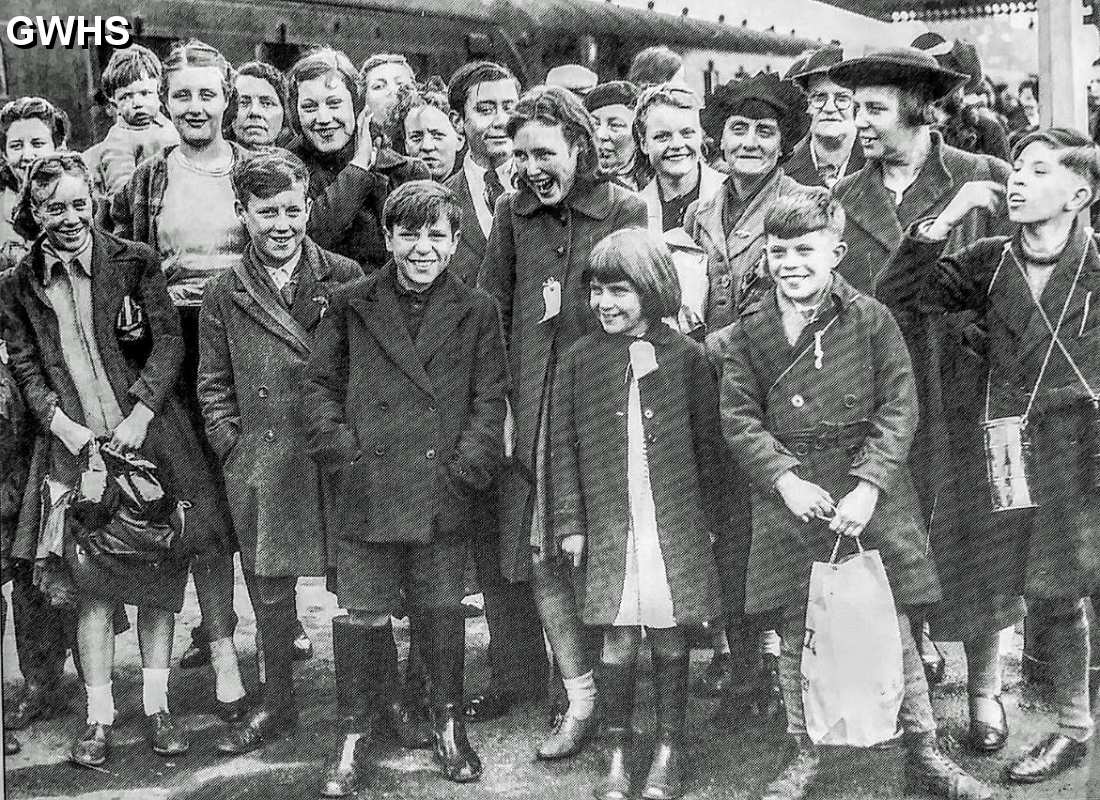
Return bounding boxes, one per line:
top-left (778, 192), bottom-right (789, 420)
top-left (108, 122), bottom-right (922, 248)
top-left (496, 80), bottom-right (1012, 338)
top-left (347, 278), bottom-right (437, 398)
top-left (738, 292), bottom-right (795, 392)
top-left (90, 233), bottom-right (134, 361)
top-left (414, 275), bottom-right (471, 368)
top-left (726, 170), bottom-right (785, 260)
top-left (455, 171), bottom-right (488, 258)
top-left (288, 240), bottom-right (328, 332)
top-left (896, 136), bottom-right (954, 227)
top-left (838, 164), bottom-right (902, 254)
top-left (231, 248), bottom-right (312, 357)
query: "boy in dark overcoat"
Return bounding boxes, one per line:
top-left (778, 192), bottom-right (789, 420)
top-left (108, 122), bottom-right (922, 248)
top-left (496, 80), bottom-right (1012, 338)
top-left (880, 127), bottom-right (1100, 786)
top-left (306, 180), bottom-right (507, 796)
top-left (720, 187), bottom-right (990, 800)
top-left (197, 149), bottom-right (362, 755)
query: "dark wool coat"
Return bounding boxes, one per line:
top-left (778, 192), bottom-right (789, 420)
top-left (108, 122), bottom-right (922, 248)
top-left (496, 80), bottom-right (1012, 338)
top-left (834, 132), bottom-right (1015, 640)
top-left (0, 359), bottom-right (29, 579)
top-left (704, 324), bottom-right (765, 621)
top-left (551, 324), bottom-right (724, 626)
top-left (108, 142), bottom-right (252, 245)
top-left (292, 138), bottom-right (429, 271)
top-left (683, 169), bottom-right (806, 333)
top-left (881, 225), bottom-right (1100, 601)
top-left (443, 168), bottom-right (489, 286)
top-left (3, 231), bottom-right (231, 559)
top-left (782, 134), bottom-right (865, 190)
top-left (719, 275), bottom-right (941, 615)
top-left (197, 238), bottom-right (361, 577)
top-left (305, 266), bottom-right (507, 545)
top-left (477, 179), bottom-right (648, 582)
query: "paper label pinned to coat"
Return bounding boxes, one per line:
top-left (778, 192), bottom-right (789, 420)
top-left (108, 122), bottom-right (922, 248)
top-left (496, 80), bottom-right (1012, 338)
top-left (629, 340), bottom-right (658, 379)
top-left (539, 277), bottom-right (562, 323)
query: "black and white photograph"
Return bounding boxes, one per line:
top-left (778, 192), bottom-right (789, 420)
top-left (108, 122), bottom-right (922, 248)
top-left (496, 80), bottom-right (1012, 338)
top-left (0, 1), bottom-right (1098, 798)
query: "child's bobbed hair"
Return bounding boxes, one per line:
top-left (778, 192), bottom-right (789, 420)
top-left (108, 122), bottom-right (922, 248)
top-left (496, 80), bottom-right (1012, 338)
top-left (586, 228), bottom-right (682, 323)
top-left (763, 185), bottom-right (846, 240)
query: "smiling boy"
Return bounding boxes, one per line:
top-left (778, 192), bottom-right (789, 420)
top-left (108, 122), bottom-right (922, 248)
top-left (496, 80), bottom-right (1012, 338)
top-left (721, 186), bottom-right (991, 800)
top-left (306, 179), bottom-right (507, 796)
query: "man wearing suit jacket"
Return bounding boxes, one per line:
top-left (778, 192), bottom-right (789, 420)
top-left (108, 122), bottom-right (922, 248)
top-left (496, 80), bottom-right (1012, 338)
top-left (443, 61), bottom-right (548, 723)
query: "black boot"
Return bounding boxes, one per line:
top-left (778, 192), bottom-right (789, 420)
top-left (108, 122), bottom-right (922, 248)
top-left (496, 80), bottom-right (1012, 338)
top-left (428, 608), bottom-right (482, 783)
top-left (377, 619), bottom-right (431, 749)
top-left (595, 661), bottom-right (636, 800)
top-left (319, 618), bottom-right (386, 798)
top-left (8, 569), bottom-right (68, 729)
top-left (905, 732), bottom-right (992, 800)
top-left (216, 598), bottom-right (298, 755)
top-left (642, 647), bottom-right (689, 800)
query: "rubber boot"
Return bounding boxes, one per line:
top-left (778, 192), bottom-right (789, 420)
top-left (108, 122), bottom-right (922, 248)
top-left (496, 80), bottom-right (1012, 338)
top-left (428, 608), bottom-right (482, 782)
top-left (319, 618), bottom-right (388, 798)
top-left (642, 648), bottom-right (688, 800)
top-left (594, 661), bottom-right (636, 800)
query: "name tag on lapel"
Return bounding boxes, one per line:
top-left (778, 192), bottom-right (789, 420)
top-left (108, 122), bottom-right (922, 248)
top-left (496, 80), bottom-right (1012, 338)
top-left (540, 277), bottom-right (562, 323)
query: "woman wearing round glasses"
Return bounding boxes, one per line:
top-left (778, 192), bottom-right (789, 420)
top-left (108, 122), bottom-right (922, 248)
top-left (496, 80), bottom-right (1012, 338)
top-left (783, 45), bottom-right (864, 189)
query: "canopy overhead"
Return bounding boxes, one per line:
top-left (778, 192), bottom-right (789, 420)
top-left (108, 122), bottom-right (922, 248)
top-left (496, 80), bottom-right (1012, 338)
top-left (815, 0), bottom-right (1037, 21)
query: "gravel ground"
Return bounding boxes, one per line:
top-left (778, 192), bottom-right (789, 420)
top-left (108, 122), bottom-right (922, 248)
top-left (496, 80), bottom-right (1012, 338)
top-left (2, 565), bottom-right (1097, 800)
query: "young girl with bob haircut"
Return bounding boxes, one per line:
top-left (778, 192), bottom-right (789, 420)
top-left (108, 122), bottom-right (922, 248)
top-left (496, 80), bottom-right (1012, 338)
top-left (551, 228), bottom-right (725, 800)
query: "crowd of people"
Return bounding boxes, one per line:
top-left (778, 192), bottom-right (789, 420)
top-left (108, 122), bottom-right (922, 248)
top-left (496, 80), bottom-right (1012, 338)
top-left (0, 28), bottom-right (1097, 800)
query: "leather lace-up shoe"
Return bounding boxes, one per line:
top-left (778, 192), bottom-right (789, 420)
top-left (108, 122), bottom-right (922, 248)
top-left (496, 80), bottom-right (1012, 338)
top-left (1006, 733), bottom-right (1089, 784)
top-left (69, 723), bottom-right (111, 768)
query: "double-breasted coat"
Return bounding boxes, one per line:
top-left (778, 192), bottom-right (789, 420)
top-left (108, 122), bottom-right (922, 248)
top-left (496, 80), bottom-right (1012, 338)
top-left (305, 266), bottom-right (507, 546)
top-left (719, 275), bottom-right (941, 615)
top-left (197, 238), bottom-right (362, 577)
top-left (550, 324), bottom-right (724, 626)
top-left (881, 225), bottom-right (1100, 601)
top-left (683, 168), bottom-right (806, 333)
top-left (477, 178), bottom-right (648, 582)
top-left (835, 131), bottom-right (1016, 640)
top-left (3, 231), bottom-right (230, 560)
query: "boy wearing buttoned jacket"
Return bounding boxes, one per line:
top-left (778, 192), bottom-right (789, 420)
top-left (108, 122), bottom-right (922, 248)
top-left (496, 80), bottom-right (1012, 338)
top-left (720, 187), bottom-right (990, 800)
top-left (197, 150), bottom-right (362, 756)
top-left (306, 180), bottom-right (507, 797)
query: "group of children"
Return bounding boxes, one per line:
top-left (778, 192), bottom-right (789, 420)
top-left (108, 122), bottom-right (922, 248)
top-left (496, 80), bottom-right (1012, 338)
top-left (1, 34), bottom-right (1099, 800)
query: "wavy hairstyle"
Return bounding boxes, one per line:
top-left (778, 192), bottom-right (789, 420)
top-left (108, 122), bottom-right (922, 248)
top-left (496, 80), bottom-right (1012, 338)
top-left (285, 47), bottom-right (363, 138)
top-left (0, 97), bottom-right (70, 192)
top-left (12, 152), bottom-right (91, 241)
top-left (505, 85), bottom-right (599, 179)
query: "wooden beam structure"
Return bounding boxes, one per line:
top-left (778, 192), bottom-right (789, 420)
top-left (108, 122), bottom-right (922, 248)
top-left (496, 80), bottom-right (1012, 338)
top-left (1037, 0), bottom-right (1088, 128)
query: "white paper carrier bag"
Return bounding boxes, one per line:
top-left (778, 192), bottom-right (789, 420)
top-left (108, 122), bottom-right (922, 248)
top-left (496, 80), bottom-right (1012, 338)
top-left (801, 536), bottom-right (904, 747)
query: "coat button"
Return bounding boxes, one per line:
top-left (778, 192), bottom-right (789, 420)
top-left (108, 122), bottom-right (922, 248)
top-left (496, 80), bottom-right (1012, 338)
top-left (257, 386), bottom-right (269, 398)
top-left (735, 230), bottom-right (751, 239)
top-left (426, 448), bottom-right (436, 460)
top-left (374, 446), bottom-right (385, 456)
top-left (428, 404), bottom-right (436, 413)
top-left (844, 394), bottom-right (857, 408)
top-left (615, 410), bottom-right (625, 417)
top-left (378, 400), bottom-right (389, 411)
top-left (555, 246), bottom-right (565, 257)
top-left (791, 394), bottom-right (805, 408)
top-left (643, 408), bottom-right (654, 419)
top-left (719, 275), bottom-right (732, 288)
top-left (264, 429), bottom-right (275, 442)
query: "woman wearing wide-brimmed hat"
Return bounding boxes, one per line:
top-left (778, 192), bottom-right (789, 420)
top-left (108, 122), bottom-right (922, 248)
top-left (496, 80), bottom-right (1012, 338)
top-left (829, 45), bottom-right (1018, 756)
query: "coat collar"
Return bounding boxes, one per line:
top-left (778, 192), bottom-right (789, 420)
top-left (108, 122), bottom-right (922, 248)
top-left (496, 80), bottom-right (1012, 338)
top-left (692, 168), bottom-right (790, 259)
top-left (447, 168), bottom-right (488, 255)
top-left (640, 163), bottom-right (725, 233)
top-left (839, 131), bottom-right (955, 254)
top-left (230, 238), bottom-right (334, 357)
top-left (510, 177), bottom-right (618, 220)
top-left (345, 264), bottom-right (473, 397)
top-left (738, 273), bottom-right (858, 385)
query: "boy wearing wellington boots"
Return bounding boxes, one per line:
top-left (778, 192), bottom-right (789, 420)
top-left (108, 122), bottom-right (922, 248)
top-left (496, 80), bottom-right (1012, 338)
top-left (306, 180), bottom-right (507, 797)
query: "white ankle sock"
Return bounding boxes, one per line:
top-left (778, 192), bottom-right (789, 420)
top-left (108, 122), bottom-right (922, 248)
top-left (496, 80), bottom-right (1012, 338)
top-left (209, 636), bottom-right (246, 703)
top-left (86, 682), bottom-right (115, 725)
top-left (563, 670), bottom-right (597, 720)
top-left (142, 667), bottom-right (170, 716)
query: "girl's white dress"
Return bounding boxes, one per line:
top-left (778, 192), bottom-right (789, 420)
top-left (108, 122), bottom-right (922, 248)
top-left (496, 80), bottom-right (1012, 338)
top-left (613, 339), bottom-right (676, 628)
